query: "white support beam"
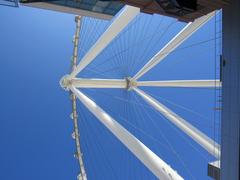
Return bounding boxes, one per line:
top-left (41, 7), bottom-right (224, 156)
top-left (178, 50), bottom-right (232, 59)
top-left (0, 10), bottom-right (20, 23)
top-left (70, 86), bottom-right (184, 180)
top-left (69, 5), bottom-right (140, 78)
top-left (133, 11), bottom-right (215, 81)
top-left (61, 78), bottom-right (222, 89)
top-left (133, 87), bottom-right (220, 158)
top-left (137, 80), bottom-right (221, 88)
top-left (71, 78), bottom-right (126, 88)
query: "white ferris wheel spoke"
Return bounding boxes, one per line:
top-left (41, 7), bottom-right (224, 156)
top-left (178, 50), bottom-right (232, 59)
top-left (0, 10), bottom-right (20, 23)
top-left (70, 86), bottom-right (184, 180)
top-left (133, 87), bottom-right (220, 158)
top-left (65, 78), bottom-right (221, 89)
top-left (136, 80), bottom-right (221, 88)
top-left (70, 78), bottom-right (126, 88)
top-left (132, 11), bottom-right (215, 81)
top-left (69, 5), bottom-right (140, 78)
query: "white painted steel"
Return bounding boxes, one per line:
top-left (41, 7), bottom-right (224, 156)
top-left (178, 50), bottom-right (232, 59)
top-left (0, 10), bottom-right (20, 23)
top-left (137, 80), bottom-right (221, 88)
top-left (69, 5), bottom-right (140, 78)
top-left (71, 78), bottom-right (126, 88)
top-left (61, 78), bottom-right (222, 89)
top-left (133, 11), bottom-right (215, 80)
top-left (71, 86), bottom-right (184, 180)
top-left (134, 87), bottom-right (220, 158)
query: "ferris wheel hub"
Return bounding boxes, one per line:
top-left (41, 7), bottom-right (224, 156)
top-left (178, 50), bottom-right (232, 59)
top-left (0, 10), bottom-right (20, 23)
top-left (60, 75), bottom-right (72, 91)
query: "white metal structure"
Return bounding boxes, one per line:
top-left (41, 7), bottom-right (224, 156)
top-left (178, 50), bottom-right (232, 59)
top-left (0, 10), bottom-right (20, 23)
top-left (71, 86), bottom-right (183, 180)
top-left (69, 5), bottom-right (140, 78)
top-left (133, 87), bottom-right (220, 158)
top-left (61, 7), bottom-right (220, 180)
top-left (132, 11), bottom-right (215, 81)
top-left (136, 80), bottom-right (221, 88)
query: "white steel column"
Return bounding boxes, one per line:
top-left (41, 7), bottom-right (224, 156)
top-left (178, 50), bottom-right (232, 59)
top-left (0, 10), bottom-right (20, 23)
top-left (134, 87), bottom-right (220, 158)
top-left (69, 5), bottom-right (140, 78)
top-left (71, 78), bottom-right (126, 88)
top-left (70, 86), bottom-right (184, 180)
top-left (137, 80), bottom-right (221, 88)
top-left (133, 11), bottom-right (215, 81)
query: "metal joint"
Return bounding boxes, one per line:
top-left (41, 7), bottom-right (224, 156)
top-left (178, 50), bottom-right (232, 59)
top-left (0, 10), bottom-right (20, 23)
top-left (126, 77), bottom-right (137, 90)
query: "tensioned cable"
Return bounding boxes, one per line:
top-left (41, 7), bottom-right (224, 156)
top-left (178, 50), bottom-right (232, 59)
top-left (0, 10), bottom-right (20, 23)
top-left (151, 43), bottom-right (217, 79)
top-left (108, 14), bottom-right (148, 78)
top-left (123, 91), bottom-right (139, 179)
top-left (130, 91), bottom-right (168, 155)
top-left (130, 16), bottom-right (164, 71)
top-left (83, 88), bottom-right (171, 179)
top-left (122, 15), bottom-right (150, 78)
top-left (77, 106), bottom-right (97, 179)
top-left (81, 18), bottom-right (106, 50)
top-left (87, 88), bottom-right (218, 129)
top-left (142, 90), bottom-right (219, 128)
top-left (73, 11), bottom-right (221, 180)
top-left (85, 17), bottom-right (220, 79)
top-left (78, 104), bottom-right (120, 180)
top-left (80, 67), bottom-right (110, 78)
top-left (79, 106), bottom-right (116, 179)
top-left (128, 14), bottom-right (155, 74)
top-left (103, 15), bottom-right (143, 75)
top-left (83, 41), bottom-right (219, 78)
top-left (84, 16), bottom-right (166, 68)
top-left (80, 90), bottom-right (122, 179)
top-left (115, 14), bottom-right (144, 70)
top-left (78, 17), bottom-right (109, 65)
top-left (88, 19), bottom-right (178, 71)
top-left (132, 92), bottom-right (197, 180)
top-left (79, 18), bottom-right (98, 55)
top-left (82, 91), bottom-right (167, 179)
top-left (79, 13), bottom-right (221, 80)
top-left (81, 18), bottom-right (131, 79)
top-left (134, 88), bottom-right (211, 164)
top-left (78, 14), bottom-right (143, 79)
top-left (84, 89), bottom-right (150, 179)
top-left (80, 89), bottom-right (134, 179)
top-left (131, 19), bottom-right (177, 74)
top-left (86, 87), bottom-right (207, 177)
top-left (88, 35), bottom-right (221, 77)
top-left (137, 91), bottom-right (211, 161)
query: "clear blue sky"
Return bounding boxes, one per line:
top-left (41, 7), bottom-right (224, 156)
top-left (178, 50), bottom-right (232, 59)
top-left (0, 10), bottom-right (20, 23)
top-left (0, 5), bottom-right (221, 180)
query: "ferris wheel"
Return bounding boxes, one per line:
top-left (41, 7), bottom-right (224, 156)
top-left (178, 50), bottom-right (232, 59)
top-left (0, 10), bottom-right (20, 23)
top-left (60, 5), bottom-right (221, 180)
